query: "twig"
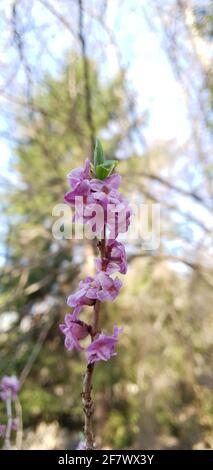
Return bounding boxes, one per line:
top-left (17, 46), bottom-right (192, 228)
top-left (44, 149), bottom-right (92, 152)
top-left (38, 0), bottom-right (75, 37)
top-left (12, 0), bottom-right (33, 104)
top-left (81, 239), bottom-right (105, 450)
top-left (82, 362), bottom-right (95, 449)
top-left (124, 171), bottom-right (211, 210)
top-left (15, 397), bottom-right (23, 450)
top-left (3, 395), bottom-right (12, 450)
top-left (19, 314), bottom-right (56, 387)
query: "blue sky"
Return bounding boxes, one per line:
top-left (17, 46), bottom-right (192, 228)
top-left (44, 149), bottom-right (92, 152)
top-left (105, 0), bottom-right (190, 145)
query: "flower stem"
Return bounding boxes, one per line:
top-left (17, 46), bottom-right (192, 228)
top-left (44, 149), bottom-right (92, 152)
top-left (82, 361), bottom-right (95, 449)
top-left (4, 396), bottom-right (12, 450)
top-left (15, 397), bottom-right (23, 450)
top-left (82, 239), bottom-right (105, 449)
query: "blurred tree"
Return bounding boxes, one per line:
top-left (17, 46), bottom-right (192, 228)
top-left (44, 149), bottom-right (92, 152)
top-left (194, 1), bottom-right (213, 129)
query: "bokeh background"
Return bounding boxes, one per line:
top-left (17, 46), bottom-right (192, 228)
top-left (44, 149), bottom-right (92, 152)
top-left (0, 0), bottom-right (212, 450)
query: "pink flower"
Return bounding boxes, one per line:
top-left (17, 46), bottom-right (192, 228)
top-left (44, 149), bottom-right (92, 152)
top-left (67, 159), bottom-right (90, 189)
top-left (107, 199), bottom-right (132, 239)
top-left (64, 161), bottom-right (132, 239)
top-left (86, 326), bottom-right (123, 364)
top-left (0, 376), bottom-right (20, 401)
top-left (90, 173), bottom-right (121, 205)
top-left (95, 240), bottom-right (127, 275)
top-left (76, 440), bottom-right (86, 450)
top-left (62, 154), bottom-right (130, 370)
top-left (67, 273), bottom-right (122, 309)
top-left (64, 180), bottom-right (92, 206)
top-left (0, 424), bottom-right (6, 437)
top-left (59, 313), bottom-right (90, 351)
top-left (64, 159), bottom-right (95, 214)
top-left (67, 276), bottom-right (100, 309)
top-left (11, 418), bottom-right (19, 431)
top-left (96, 272), bottom-right (122, 301)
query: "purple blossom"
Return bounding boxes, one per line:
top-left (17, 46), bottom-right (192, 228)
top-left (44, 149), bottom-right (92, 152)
top-left (0, 424), bottom-right (6, 437)
top-left (64, 162), bottom-right (132, 239)
top-left (67, 276), bottom-right (100, 309)
top-left (61, 150), bottom-right (131, 450)
top-left (76, 440), bottom-right (86, 450)
top-left (64, 159), bottom-right (95, 215)
top-left (11, 418), bottom-right (19, 431)
top-left (59, 313), bottom-right (90, 351)
top-left (83, 198), bottom-right (131, 237)
top-left (86, 326), bottom-right (123, 364)
top-left (64, 180), bottom-right (93, 206)
top-left (67, 159), bottom-right (90, 189)
top-left (67, 273), bottom-right (122, 309)
top-left (0, 376), bottom-right (20, 401)
top-left (96, 272), bottom-right (122, 301)
top-left (107, 199), bottom-right (132, 238)
top-left (90, 174), bottom-right (122, 204)
top-left (62, 154), bottom-right (130, 372)
top-left (95, 240), bottom-right (127, 275)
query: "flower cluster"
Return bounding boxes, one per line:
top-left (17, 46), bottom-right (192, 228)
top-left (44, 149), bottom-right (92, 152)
top-left (0, 418), bottom-right (18, 437)
top-left (60, 143), bottom-right (131, 364)
top-left (76, 439), bottom-right (86, 450)
top-left (0, 376), bottom-right (20, 444)
top-left (0, 376), bottom-right (20, 402)
top-left (64, 159), bottom-right (131, 238)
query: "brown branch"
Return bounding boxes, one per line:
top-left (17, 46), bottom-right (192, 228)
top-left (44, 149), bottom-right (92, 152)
top-left (15, 397), bottom-right (23, 450)
top-left (12, 0), bottom-right (33, 105)
top-left (125, 171), bottom-right (211, 210)
top-left (140, 185), bottom-right (211, 235)
top-left (19, 313), bottom-right (57, 387)
top-left (77, 1), bottom-right (99, 447)
top-left (82, 362), bottom-right (95, 449)
top-left (38, 0), bottom-right (75, 37)
top-left (81, 302), bottom-right (101, 450)
top-left (3, 396), bottom-right (13, 450)
top-left (81, 239), bottom-right (105, 450)
top-left (128, 252), bottom-right (213, 289)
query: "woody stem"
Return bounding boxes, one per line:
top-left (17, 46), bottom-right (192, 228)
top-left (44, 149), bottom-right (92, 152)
top-left (82, 238), bottom-right (105, 450)
top-left (4, 394), bottom-right (12, 450)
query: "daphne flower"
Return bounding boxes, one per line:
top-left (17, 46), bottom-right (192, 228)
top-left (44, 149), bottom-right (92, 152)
top-left (64, 159), bottom-right (94, 211)
top-left (90, 174), bottom-right (121, 205)
top-left (67, 159), bottom-right (90, 189)
top-left (61, 149), bottom-right (131, 449)
top-left (107, 199), bottom-right (132, 238)
top-left (67, 276), bottom-right (100, 308)
top-left (0, 376), bottom-right (20, 401)
top-left (96, 272), bottom-right (122, 301)
top-left (64, 180), bottom-right (92, 206)
top-left (91, 173), bottom-right (121, 192)
top-left (60, 313), bottom-right (90, 351)
top-left (95, 240), bottom-right (127, 275)
top-left (76, 440), bottom-right (86, 450)
top-left (11, 418), bottom-right (19, 431)
top-left (67, 272), bottom-right (122, 310)
top-left (86, 326), bottom-right (123, 364)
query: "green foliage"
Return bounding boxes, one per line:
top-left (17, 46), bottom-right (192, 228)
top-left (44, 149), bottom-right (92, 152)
top-left (94, 139), bottom-right (105, 167)
top-left (94, 138), bottom-right (117, 179)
